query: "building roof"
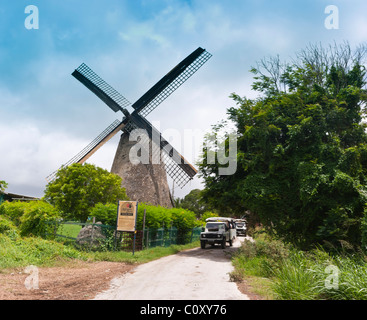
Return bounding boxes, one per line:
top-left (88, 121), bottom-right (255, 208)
top-left (0, 192), bottom-right (39, 203)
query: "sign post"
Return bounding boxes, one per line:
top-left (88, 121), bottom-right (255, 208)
top-left (116, 200), bottom-right (138, 254)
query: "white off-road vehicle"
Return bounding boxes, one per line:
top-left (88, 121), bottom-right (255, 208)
top-left (200, 217), bottom-right (236, 249)
top-left (235, 219), bottom-right (247, 236)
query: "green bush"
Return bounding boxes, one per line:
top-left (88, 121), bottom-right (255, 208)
top-left (0, 201), bottom-right (26, 226)
top-left (90, 202), bottom-right (118, 225)
top-left (0, 200), bottom-right (61, 237)
top-left (136, 203), bottom-right (173, 229)
top-left (89, 202), bottom-right (201, 244)
top-left (19, 201), bottom-right (61, 237)
top-left (0, 215), bottom-right (16, 233)
top-left (0, 215), bottom-right (19, 240)
top-left (171, 208), bottom-right (200, 244)
top-left (233, 237), bottom-right (291, 278)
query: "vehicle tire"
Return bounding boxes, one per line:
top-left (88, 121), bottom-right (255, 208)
top-left (200, 240), bottom-right (206, 249)
top-left (221, 238), bottom-right (226, 249)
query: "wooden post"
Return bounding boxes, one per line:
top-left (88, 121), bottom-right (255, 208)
top-left (133, 231), bottom-right (136, 255)
top-left (142, 209), bottom-right (146, 249)
top-left (91, 217), bottom-right (96, 249)
top-left (146, 228), bottom-right (149, 249)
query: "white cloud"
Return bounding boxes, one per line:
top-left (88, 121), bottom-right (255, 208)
top-left (0, 121), bottom-right (118, 197)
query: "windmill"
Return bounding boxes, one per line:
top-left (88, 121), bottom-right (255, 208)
top-left (46, 47), bottom-right (212, 207)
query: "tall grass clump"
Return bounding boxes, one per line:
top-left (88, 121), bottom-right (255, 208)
top-left (271, 249), bottom-right (328, 300)
top-left (232, 231), bottom-right (367, 300)
top-left (230, 237), bottom-right (290, 280)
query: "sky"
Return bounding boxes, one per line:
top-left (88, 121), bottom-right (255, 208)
top-left (0, 0), bottom-right (366, 199)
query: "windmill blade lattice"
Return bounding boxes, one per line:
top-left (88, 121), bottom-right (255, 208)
top-left (72, 63), bottom-right (131, 113)
top-left (129, 113), bottom-right (197, 187)
top-left (46, 119), bottom-right (124, 183)
top-left (132, 48), bottom-right (212, 118)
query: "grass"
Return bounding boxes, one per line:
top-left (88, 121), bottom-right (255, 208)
top-left (0, 229), bottom-right (200, 270)
top-left (230, 234), bottom-right (367, 300)
top-left (0, 233), bottom-right (88, 269)
top-left (57, 223), bottom-right (82, 239)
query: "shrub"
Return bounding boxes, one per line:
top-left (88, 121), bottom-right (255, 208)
top-left (0, 200), bottom-right (61, 237)
top-left (89, 202), bottom-right (201, 245)
top-left (19, 201), bottom-right (61, 237)
top-left (0, 201), bottom-right (26, 226)
top-left (90, 202), bottom-right (118, 226)
top-left (136, 203), bottom-right (173, 229)
top-left (170, 208), bottom-right (199, 244)
top-left (0, 215), bottom-right (16, 233)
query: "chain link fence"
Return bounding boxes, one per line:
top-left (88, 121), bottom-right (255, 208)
top-left (46, 221), bottom-right (202, 252)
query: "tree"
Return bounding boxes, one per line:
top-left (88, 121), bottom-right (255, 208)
top-left (44, 163), bottom-right (128, 222)
top-left (199, 42), bottom-right (367, 249)
top-left (0, 180), bottom-right (8, 194)
top-left (175, 189), bottom-right (210, 217)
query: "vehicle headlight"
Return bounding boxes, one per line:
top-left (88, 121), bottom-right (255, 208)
top-left (202, 234), bottom-right (206, 238)
top-left (217, 234), bottom-right (221, 238)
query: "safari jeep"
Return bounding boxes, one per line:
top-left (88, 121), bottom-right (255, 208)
top-left (235, 219), bottom-right (247, 236)
top-left (200, 217), bottom-right (236, 249)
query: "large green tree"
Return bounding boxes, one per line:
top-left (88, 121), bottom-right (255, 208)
top-left (44, 163), bottom-right (128, 222)
top-left (175, 189), bottom-right (210, 217)
top-left (199, 43), bottom-right (367, 249)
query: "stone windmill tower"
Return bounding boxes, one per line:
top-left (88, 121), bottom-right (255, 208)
top-left (47, 48), bottom-right (212, 207)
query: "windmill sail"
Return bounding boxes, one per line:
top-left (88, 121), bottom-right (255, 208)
top-left (129, 113), bottom-right (197, 187)
top-left (72, 63), bottom-right (131, 113)
top-left (46, 119), bottom-right (124, 183)
top-left (132, 47), bottom-right (212, 118)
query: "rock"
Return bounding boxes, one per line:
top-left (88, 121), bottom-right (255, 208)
top-left (76, 222), bottom-right (106, 248)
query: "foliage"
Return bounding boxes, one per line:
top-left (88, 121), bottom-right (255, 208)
top-left (0, 200), bottom-right (61, 237)
top-left (0, 233), bottom-right (87, 269)
top-left (19, 201), bottom-right (61, 237)
top-left (0, 180), bottom-right (8, 193)
top-left (170, 207), bottom-right (199, 243)
top-left (44, 163), bottom-right (128, 222)
top-left (199, 42), bottom-right (367, 249)
top-left (88, 202), bottom-right (202, 244)
top-left (232, 233), bottom-right (367, 300)
top-left (90, 202), bottom-right (118, 226)
top-left (136, 203), bottom-right (173, 230)
top-left (0, 201), bottom-right (26, 226)
top-left (175, 189), bottom-right (211, 217)
top-left (0, 215), bottom-right (17, 236)
top-left (200, 211), bottom-right (219, 223)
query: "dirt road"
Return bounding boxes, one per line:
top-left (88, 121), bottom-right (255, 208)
top-left (94, 237), bottom-right (250, 300)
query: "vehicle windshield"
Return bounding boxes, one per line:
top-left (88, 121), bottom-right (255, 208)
top-left (206, 222), bottom-right (225, 231)
top-left (237, 223), bottom-right (244, 227)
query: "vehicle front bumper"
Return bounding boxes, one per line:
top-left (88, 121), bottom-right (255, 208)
top-left (200, 233), bottom-right (224, 244)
